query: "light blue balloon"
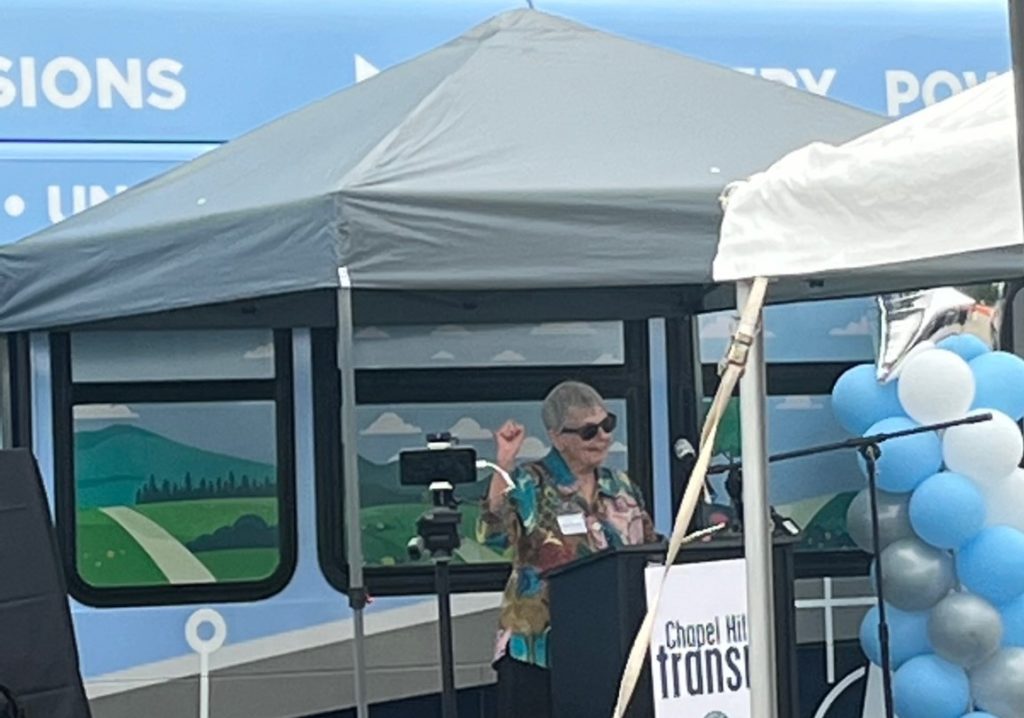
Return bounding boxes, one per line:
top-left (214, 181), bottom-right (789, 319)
top-left (970, 351), bottom-right (1024, 421)
top-left (909, 472), bottom-right (986, 550)
top-left (1001, 594), bottom-right (1024, 647)
top-left (961, 713), bottom-right (999, 718)
top-left (860, 417), bottom-right (943, 493)
top-left (893, 654), bottom-right (970, 718)
top-left (832, 364), bottom-right (905, 435)
top-left (859, 603), bottom-right (931, 668)
top-left (937, 334), bottom-right (990, 362)
top-left (957, 526), bottom-right (1024, 605)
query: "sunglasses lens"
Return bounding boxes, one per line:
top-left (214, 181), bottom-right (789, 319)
top-left (561, 413), bottom-right (618, 440)
top-left (579, 425), bottom-right (599, 440)
top-left (576, 414), bottom-right (616, 440)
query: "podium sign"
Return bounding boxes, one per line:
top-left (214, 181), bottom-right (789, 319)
top-left (644, 558), bottom-right (751, 718)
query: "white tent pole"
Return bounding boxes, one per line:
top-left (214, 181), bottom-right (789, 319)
top-left (736, 279), bottom-right (778, 718)
top-left (337, 267), bottom-right (370, 718)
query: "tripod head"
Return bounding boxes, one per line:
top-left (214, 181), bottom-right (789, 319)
top-left (406, 480), bottom-right (463, 561)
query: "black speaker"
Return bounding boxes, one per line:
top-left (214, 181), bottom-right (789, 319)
top-left (0, 449), bottom-right (91, 717)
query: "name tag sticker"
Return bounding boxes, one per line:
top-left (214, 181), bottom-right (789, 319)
top-left (557, 512), bottom-right (587, 535)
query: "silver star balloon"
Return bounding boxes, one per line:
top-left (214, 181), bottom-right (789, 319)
top-left (876, 283), bottom-right (1005, 382)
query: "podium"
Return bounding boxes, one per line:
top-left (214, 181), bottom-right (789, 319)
top-left (544, 535), bottom-right (799, 718)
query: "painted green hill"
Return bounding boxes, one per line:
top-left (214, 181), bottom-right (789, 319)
top-left (703, 397), bottom-right (741, 458)
top-left (358, 456), bottom-right (424, 506)
top-left (76, 423), bottom-right (492, 510)
top-left (799, 490), bottom-right (858, 551)
top-left (75, 425), bottom-right (276, 508)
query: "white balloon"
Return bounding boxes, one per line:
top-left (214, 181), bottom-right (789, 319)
top-left (983, 468), bottom-right (1024, 533)
top-left (897, 348), bottom-right (975, 425)
top-left (904, 340), bottom-right (937, 364)
top-left (943, 408), bottom-right (1024, 482)
top-left (887, 341), bottom-right (937, 382)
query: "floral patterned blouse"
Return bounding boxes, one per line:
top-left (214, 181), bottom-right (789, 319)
top-left (476, 448), bottom-right (658, 669)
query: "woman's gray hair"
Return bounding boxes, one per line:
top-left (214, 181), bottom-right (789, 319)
top-left (541, 380), bottom-right (605, 431)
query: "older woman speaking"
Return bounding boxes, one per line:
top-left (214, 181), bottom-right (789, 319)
top-left (478, 380), bottom-right (658, 718)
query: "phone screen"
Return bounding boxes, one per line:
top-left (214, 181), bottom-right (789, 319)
top-left (399, 447), bottom-right (478, 486)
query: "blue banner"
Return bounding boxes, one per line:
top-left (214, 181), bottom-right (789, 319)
top-left (0, 0), bottom-right (1011, 142)
top-left (0, 0), bottom-right (1011, 246)
top-left (0, 143), bottom-right (214, 244)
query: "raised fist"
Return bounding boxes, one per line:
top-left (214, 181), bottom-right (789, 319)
top-left (495, 419), bottom-right (526, 468)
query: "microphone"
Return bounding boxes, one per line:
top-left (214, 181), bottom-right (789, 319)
top-left (674, 437), bottom-right (714, 502)
top-left (673, 437), bottom-right (695, 462)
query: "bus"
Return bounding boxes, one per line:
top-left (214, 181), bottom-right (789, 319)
top-left (0, 1), bottom-right (1012, 716)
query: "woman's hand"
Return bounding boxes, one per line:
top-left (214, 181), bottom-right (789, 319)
top-left (495, 419), bottom-right (526, 470)
top-left (489, 419), bottom-right (525, 512)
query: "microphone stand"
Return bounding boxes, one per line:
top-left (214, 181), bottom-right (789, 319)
top-left (860, 441), bottom-right (894, 718)
top-left (706, 412), bottom-right (993, 718)
top-left (708, 413), bottom-right (991, 474)
top-left (411, 484), bottom-right (463, 718)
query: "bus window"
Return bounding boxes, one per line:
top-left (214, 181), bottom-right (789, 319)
top-left (700, 298), bottom-right (876, 364)
top-left (52, 330), bottom-right (296, 605)
top-left (312, 321), bottom-right (651, 594)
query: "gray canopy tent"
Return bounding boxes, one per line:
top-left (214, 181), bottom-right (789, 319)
top-left (4, 8), bottom-right (1019, 330)
top-left (4, 9), bottom-right (898, 332)
top-left (1, 9), bottom-right (1014, 718)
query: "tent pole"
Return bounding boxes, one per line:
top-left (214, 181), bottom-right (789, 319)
top-left (736, 279), bottom-right (778, 718)
top-left (337, 268), bottom-right (370, 718)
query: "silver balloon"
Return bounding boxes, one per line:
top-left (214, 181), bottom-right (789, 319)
top-left (927, 592), bottom-right (1003, 668)
top-left (878, 537), bottom-right (956, 611)
top-left (846, 488), bottom-right (914, 554)
top-left (876, 283), bottom-right (1006, 382)
top-left (971, 647), bottom-right (1024, 718)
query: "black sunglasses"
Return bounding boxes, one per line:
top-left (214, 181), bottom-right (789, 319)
top-left (559, 413), bottom-right (617, 441)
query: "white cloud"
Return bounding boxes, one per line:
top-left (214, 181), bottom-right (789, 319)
top-left (243, 342), bottom-right (274, 360)
top-left (355, 327), bottom-right (390, 340)
top-left (74, 404), bottom-right (139, 420)
top-left (592, 352), bottom-right (620, 364)
top-left (448, 417), bottom-right (493, 441)
top-left (776, 396), bottom-right (824, 411)
top-left (529, 322), bottom-right (597, 336)
top-left (431, 350), bottom-right (455, 361)
top-left (517, 436), bottom-right (549, 459)
top-left (431, 325), bottom-right (472, 337)
top-left (829, 315), bottom-right (873, 337)
top-left (609, 441), bottom-right (628, 453)
top-left (491, 350), bottom-right (526, 363)
top-left (701, 313), bottom-right (737, 339)
top-left (700, 313), bottom-right (774, 339)
top-left (360, 412), bottom-right (422, 435)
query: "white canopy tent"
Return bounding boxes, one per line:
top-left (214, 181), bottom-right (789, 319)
top-left (716, 72), bottom-right (1022, 282)
top-left (715, 71), bottom-right (1024, 718)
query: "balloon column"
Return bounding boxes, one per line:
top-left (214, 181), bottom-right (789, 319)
top-left (833, 335), bottom-right (1024, 718)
